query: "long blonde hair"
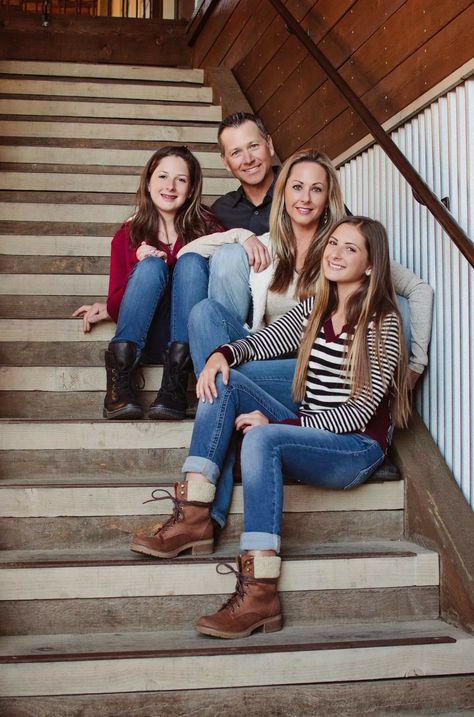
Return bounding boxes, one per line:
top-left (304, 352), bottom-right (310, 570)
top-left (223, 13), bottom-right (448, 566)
top-left (269, 149), bottom-right (345, 299)
top-left (292, 216), bottom-right (411, 427)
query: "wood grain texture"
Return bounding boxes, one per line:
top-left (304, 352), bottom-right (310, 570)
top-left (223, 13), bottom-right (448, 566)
top-left (392, 412), bottom-right (474, 632)
top-left (1, 675), bottom-right (472, 716)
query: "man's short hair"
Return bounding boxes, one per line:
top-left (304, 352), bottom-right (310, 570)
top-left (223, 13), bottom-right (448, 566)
top-left (217, 112), bottom-right (269, 153)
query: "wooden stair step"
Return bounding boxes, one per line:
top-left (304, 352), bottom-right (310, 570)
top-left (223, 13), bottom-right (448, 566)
top-left (0, 78), bottom-right (213, 104)
top-left (0, 296), bottom-right (105, 319)
top-left (0, 621), bottom-right (471, 697)
top-left (0, 542), bottom-right (439, 601)
top-left (1, 675), bottom-right (472, 717)
top-left (0, 256), bottom-right (110, 274)
top-left (0, 318), bottom-right (113, 341)
top-left (0, 234), bottom-right (111, 256)
top-left (0, 586), bottom-right (439, 637)
top-left (0, 173), bottom-right (236, 194)
top-left (0, 481), bottom-right (404, 517)
top-left (0, 60), bottom-right (205, 84)
top-left (0, 120), bottom-right (219, 143)
top-left (0, 99), bottom-right (222, 122)
top-left (0, 146), bottom-right (224, 168)
top-left (0, 342), bottom-right (109, 366)
top-left (0, 366), bottom-right (162, 391)
top-left (0, 277), bottom-right (108, 295)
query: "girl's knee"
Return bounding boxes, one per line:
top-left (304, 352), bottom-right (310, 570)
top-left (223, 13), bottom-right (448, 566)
top-left (175, 251), bottom-right (208, 277)
top-left (134, 256), bottom-right (168, 281)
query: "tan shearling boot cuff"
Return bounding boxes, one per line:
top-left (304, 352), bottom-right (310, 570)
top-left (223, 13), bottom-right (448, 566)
top-left (185, 480), bottom-right (216, 504)
top-left (252, 555), bottom-right (281, 579)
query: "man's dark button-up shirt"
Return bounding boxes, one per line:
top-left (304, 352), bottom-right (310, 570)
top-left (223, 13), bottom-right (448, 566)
top-left (211, 167), bottom-right (280, 234)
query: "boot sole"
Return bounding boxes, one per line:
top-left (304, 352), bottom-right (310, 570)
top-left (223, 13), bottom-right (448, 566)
top-left (148, 407), bottom-right (186, 421)
top-left (130, 539), bottom-right (214, 559)
top-left (103, 407), bottom-right (144, 420)
top-left (195, 614), bottom-right (283, 639)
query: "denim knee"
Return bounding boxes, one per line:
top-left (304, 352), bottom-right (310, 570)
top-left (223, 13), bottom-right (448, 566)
top-left (210, 243), bottom-right (249, 281)
top-left (188, 298), bottom-right (221, 332)
top-left (174, 251), bottom-right (208, 279)
top-left (132, 255), bottom-right (168, 285)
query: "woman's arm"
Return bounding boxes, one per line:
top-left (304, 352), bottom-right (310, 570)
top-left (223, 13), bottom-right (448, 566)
top-left (177, 227), bottom-right (256, 258)
top-left (390, 260), bottom-right (434, 376)
top-left (106, 227), bottom-right (133, 323)
top-left (301, 314), bottom-right (401, 432)
top-left (225, 298), bottom-right (312, 366)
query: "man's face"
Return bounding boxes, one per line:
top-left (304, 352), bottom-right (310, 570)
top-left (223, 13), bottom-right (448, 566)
top-left (220, 121), bottom-right (275, 189)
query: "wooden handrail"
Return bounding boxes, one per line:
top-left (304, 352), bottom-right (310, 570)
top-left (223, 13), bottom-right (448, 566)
top-left (269, 0), bottom-right (474, 267)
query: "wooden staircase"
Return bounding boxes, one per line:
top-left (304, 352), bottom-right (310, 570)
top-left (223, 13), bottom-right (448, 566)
top-left (0, 60), bottom-right (473, 715)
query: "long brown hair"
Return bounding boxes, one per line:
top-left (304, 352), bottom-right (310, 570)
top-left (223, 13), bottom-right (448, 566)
top-left (128, 146), bottom-right (219, 249)
top-left (292, 216), bottom-right (410, 427)
top-left (269, 149), bottom-right (344, 299)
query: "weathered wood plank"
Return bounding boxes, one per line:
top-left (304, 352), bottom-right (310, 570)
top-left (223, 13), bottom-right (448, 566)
top-left (1, 675), bottom-right (472, 717)
top-left (0, 256), bottom-right (109, 274)
top-left (0, 481), bottom-right (404, 517)
top-left (0, 276), bottom-right (108, 295)
top-left (0, 621), bottom-right (471, 697)
top-left (0, 235), bottom-right (111, 256)
top-left (0, 60), bottom-right (204, 84)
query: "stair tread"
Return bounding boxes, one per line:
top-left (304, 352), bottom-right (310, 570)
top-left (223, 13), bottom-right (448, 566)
top-left (0, 619), bottom-right (469, 663)
top-left (0, 540), bottom-right (433, 567)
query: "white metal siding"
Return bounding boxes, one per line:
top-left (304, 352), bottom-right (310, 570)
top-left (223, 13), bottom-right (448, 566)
top-left (337, 79), bottom-right (474, 508)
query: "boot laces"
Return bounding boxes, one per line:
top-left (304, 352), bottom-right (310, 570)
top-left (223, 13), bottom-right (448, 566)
top-left (215, 563), bottom-right (255, 613)
top-left (112, 363), bottom-right (145, 396)
top-left (142, 488), bottom-right (184, 535)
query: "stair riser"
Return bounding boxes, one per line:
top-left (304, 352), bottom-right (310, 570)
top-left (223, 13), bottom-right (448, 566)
top-left (0, 511), bottom-right (404, 550)
top-left (1, 342), bottom-right (108, 366)
top-left (0, 99), bottom-right (222, 122)
top-left (0, 174), bottom-right (235, 194)
top-left (0, 554), bottom-right (439, 601)
top-left (0, 61), bottom-right (205, 84)
top-left (0, 121), bottom-right (218, 143)
top-left (0, 235), bottom-right (111, 256)
top-left (0, 297), bottom-right (106, 319)
top-left (0, 79), bottom-right (213, 103)
top-left (1, 676), bottom-right (470, 717)
top-left (0, 587), bottom-right (439, 636)
top-left (0, 640), bottom-right (470, 697)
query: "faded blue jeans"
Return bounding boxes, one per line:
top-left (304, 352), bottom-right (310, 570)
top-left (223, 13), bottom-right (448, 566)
top-left (188, 298), bottom-right (298, 527)
top-left (111, 246), bottom-right (250, 364)
top-left (181, 370), bottom-right (384, 552)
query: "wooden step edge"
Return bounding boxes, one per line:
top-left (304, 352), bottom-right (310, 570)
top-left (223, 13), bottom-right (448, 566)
top-left (0, 634), bottom-right (456, 664)
top-left (0, 61), bottom-right (205, 84)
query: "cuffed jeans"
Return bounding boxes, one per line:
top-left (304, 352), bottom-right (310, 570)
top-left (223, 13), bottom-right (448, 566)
top-left (182, 370), bottom-right (384, 552)
top-left (188, 299), bottom-right (298, 527)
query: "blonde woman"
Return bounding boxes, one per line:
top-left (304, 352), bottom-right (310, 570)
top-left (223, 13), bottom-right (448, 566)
top-left (175, 150), bottom-right (432, 527)
top-left (132, 217), bottom-right (411, 638)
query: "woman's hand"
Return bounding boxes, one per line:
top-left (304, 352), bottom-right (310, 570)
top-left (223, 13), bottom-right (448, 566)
top-left (243, 235), bottom-right (271, 273)
top-left (196, 352), bottom-right (230, 403)
top-left (136, 242), bottom-right (166, 262)
top-left (72, 302), bottom-right (111, 333)
top-left (235, 410), bottom-right (269, 434)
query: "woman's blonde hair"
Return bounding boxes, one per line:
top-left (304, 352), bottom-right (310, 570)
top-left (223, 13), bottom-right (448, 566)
top-left (269, 149), bottom-right (345, 299)
top-left (292, 216), bottom-right (411, 427)
top-left (129, 146), bottom-right (220, 249)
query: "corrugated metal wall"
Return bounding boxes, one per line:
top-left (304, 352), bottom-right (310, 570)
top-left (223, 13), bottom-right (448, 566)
top-left (337, 79), bottom-right (474, 508)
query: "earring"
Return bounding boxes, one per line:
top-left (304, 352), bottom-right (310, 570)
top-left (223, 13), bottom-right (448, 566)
top-left (365, 269), bottom-right (372, 276)
top-left (322, 207), bottom-right (329, 225)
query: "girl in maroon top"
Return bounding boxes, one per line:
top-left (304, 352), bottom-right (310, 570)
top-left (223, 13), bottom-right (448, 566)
top-left (74, 146), bottom-right (223, 420)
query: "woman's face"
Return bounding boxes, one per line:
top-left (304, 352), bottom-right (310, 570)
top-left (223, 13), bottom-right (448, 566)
top-left (284, 161), bottom-right (329, 231)
top-left (323, 223), bottom-right (371, 289)
top-left (148, 155), bottom-right (191, 215)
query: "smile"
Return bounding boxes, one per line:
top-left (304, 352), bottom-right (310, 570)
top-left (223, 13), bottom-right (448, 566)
top-left (160, 193), bottom-right (177, 201)
top-left (327, 261), bottom-right (345, 270)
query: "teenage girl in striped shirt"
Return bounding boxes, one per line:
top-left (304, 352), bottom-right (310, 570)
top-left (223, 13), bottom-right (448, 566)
top-left (131, 214), bottom-right (411, 639)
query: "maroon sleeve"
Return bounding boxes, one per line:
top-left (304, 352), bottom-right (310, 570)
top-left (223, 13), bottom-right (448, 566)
top-left (269, 417), bottom-right (302, 426)
top-left (106, 225), bottom-right (135, 323)
top-left (207, 346), bottom-right (234, 364)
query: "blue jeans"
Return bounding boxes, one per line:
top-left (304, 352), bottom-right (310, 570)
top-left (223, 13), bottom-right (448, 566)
top-left (182, 370), bottom-right (384, 552)
top-left (188, 299), bottom-right (298, 527)
top-left (111, 248), bottom-right (248, 364)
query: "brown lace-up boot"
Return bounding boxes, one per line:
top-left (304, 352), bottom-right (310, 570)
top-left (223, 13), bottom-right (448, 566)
top-left (195, 554), bottom-right (282, 639)
top-left (130, 481), bottom-right (215, 558)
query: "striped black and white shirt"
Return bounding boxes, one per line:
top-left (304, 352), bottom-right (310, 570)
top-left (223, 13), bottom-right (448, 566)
top-left (222, 297), bottom-right (401, 445)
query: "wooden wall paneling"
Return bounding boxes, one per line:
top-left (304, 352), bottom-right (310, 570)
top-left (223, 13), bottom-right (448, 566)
top-left (192, 0), bottom-right (239, 68)
top-left (0, 11), bottom-right (190, 66)
top-left (305, 3), bottom-right (474, 160)
top-left (245, 0), bottom-right (320, 112)
top-left (269, 0), bottom-right (466, 159)
top-left (253, 0), bottom-right (353, 129)
top-left (233, 8), bottom-right (284, 92)
top-left (261, 0), bottom-right (405, 147)
top-left (199, 0), bottom-right (260, 68)
top-left (219, 0), bottom-right (276, 72)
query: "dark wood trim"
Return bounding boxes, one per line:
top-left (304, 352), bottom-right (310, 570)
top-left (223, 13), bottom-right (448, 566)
top-left (0, 635), bottom-right (456, 663)
top-left (391, 412), bottom-right (474, 632)
top-left (268, 0), bottom-right (474, 268)
top-left (185, 0), bottom-right (219, 46)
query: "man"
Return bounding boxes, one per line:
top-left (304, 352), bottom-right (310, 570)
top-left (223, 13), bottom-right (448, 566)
top-left (211, 112), bottom-right (278, 272)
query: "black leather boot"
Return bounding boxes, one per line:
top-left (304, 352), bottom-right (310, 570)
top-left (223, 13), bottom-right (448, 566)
top-left (103, 342), bottom-right (144, 420)
top-left (148, 341), bottom-right (192, 420)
